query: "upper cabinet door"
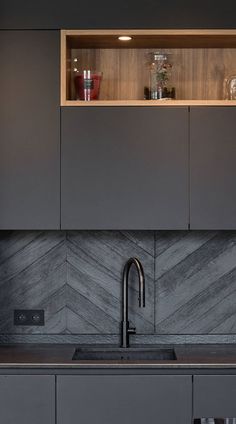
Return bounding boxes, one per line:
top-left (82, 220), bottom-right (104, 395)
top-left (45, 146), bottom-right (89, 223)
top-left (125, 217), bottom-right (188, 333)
top-left (0, 31), bottom-right (60, 229)
top-left (61, 107), bottom-right (189, 230)
top-left (190, 107), bottom-right (236, 229)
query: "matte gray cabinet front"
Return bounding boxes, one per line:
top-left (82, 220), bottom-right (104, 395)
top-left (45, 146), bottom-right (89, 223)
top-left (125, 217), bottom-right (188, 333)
top-left (190, 107), bottom-right (236, 229)
top-left (0, 1), bottom-right (235, 30)
top-left (194, 375), bottom-right (236, 418)
top-left (0, 375), bottom-right (55, 424)
top-left (57, 375), bottom-right (192, 424)
top-left (0, 31), bottom-right (60, 229)
top-left (61, 107), bottom-right (189, 229)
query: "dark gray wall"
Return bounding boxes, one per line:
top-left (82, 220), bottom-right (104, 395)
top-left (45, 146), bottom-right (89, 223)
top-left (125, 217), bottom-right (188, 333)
top-left (0, 0), bottom-right (236, 29)
top-left (0, 230), bottom-right (236, 343)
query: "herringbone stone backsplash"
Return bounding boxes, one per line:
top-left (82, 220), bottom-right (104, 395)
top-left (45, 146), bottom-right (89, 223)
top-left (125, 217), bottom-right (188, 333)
top-left (0, 230), bottom-right (236, 339)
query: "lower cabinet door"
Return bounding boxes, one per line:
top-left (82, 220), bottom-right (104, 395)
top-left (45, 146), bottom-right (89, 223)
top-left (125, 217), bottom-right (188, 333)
top-left (57, 375), bottom-right (192, 424)
top-left (194, 375), bottom-right (236, 419)
top-left (0, 375), bottom-right (55, 424)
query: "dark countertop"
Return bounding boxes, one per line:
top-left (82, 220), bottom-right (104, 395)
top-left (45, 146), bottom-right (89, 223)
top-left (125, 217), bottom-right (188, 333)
top-left (1, 344), bottom-right (236, 369)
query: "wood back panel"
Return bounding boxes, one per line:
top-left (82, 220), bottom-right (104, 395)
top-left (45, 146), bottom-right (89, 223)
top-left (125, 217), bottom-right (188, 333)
top-left (69, 48), bottom-right (236, 101)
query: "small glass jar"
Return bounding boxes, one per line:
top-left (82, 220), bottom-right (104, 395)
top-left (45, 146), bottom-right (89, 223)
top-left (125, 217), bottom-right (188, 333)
top-left (224, 75), bottom-right (236, 100)
top-left (145, 52), bottom-right (175, 100)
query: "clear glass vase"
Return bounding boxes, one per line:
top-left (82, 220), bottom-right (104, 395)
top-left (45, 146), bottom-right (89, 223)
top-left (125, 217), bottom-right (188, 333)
top-left (145, 51), bottom-right (175, 100)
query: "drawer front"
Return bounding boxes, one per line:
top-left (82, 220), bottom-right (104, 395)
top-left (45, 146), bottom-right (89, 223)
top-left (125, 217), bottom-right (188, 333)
top-left (57, 375), bottom-right (192, 424)
top-left (0, 375), bottom-right (55, 424)
top-left (194, 375), bottom-right (236, 418)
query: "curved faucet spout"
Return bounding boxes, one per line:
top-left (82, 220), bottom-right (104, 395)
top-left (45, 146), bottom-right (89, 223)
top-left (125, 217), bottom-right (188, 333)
top-left (121, 257), bottom-right (145, 348)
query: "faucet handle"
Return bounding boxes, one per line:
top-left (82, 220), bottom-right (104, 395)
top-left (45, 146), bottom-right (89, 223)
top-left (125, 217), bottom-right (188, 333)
top-left (127, 326), bottom-right (136, 335)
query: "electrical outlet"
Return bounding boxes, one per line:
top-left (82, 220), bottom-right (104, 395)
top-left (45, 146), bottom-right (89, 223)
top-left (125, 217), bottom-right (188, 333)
top-left (14, 309), bottom-right (45, 326)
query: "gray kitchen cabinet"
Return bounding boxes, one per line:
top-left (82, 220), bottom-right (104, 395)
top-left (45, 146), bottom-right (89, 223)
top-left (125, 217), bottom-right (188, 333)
top-left (0, 375), bottom-right (55, 424)
top-left (57, 375), bottom-right (192, 424)
top-left (194, 375), bottom-right (236, 418)
top-left (0, 0), bottom-right (235, 30)
top-left (190, 107), bottom-right (236, 229)
top-left (61, 107), bottom-right (189, 229)
top-left (0, 31), bottom-right (60, 229)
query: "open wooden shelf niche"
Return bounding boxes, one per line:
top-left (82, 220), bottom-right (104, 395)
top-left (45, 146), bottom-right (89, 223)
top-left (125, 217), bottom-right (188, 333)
top-left (61, 29), bottom-right (236, 106)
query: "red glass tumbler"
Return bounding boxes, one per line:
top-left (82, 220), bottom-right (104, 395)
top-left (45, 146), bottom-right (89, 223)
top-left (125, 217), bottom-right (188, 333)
top-left (74, 70), bottom-right (102, 101)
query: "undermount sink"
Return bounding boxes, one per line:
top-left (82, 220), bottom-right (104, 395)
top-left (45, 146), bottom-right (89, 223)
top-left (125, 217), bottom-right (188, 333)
top-left (72, 347), bottom-right (177, 361)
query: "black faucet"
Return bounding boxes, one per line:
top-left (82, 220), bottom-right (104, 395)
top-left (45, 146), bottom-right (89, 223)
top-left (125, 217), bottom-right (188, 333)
top-left (121, 257), bottom-right (145, 348)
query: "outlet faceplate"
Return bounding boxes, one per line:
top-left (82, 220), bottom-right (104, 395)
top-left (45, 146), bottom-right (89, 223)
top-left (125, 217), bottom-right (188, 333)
top-left (14, 309), bottom-right (45, 326)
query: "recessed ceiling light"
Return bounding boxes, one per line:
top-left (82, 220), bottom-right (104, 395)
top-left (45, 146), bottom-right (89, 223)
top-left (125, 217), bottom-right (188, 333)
top-left (118, 36), bottom-right (132, 41)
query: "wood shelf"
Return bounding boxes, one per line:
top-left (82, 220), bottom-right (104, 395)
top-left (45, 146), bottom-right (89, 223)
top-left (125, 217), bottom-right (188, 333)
top-left (62, 100), bottom-right (236, 107)
top-left (61, 30), bottom-right (236, 106)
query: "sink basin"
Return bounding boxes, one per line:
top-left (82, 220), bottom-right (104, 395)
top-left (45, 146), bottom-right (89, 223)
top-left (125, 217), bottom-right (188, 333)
top-left (72, 347), bottom-right (176, 361)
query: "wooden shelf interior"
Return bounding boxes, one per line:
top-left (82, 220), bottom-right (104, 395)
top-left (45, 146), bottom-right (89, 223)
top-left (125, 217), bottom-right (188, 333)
top-left (61, 30), bottom-right (236, 105)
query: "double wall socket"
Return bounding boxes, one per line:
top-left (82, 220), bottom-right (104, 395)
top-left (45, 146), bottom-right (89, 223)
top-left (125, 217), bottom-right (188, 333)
top-left (14, 309), bottom-right (45, 326)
